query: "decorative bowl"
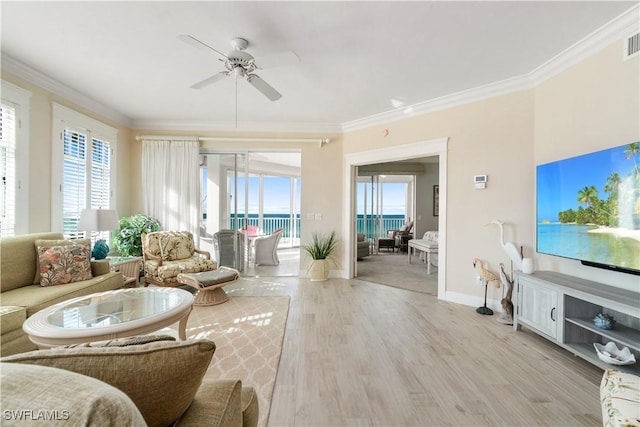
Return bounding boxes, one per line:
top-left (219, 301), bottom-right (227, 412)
top-left (593, 313), bottom-right (615, 330)
top-left (593, 342), bottom-right (636, 366)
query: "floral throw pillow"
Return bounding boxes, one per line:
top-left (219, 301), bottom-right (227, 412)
top-left (37, 240), bottom-right (92, 286)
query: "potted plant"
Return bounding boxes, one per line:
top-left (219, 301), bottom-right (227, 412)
top-left (302, 231), bottom-right (338, 281)
top-left (112, 214), bottom-right (161, 257)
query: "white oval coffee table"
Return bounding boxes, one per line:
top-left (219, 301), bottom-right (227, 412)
top-left (23, 287), bottom-right (194, 348)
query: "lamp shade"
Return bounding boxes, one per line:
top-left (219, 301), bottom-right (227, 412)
top-left (78, 208), bottom-right (120, 232)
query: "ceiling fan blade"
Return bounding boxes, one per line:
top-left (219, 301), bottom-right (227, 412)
top-left (246, 74), bottom-right (282, 101)
top-left (190, 72), bottom-right (228, 89)
top-left (178, 34), bottom-right (228, 60)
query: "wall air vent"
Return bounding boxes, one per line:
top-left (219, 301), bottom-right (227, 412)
top-left (624, 32), bottom-right (640, 60)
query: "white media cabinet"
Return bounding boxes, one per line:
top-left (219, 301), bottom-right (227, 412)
top-left (514, 271), bottom-right (640, 375)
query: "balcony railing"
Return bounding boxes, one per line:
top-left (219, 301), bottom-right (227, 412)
top-left (356, 217), bottom-right (406, 239)
top-left (230, 215), bottom-right (301, 247)
top-left (229, 214), bottom-right (406, 242)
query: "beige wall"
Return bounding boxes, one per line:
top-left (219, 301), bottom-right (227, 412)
top-left (534, 41), bottom-right (639, 290)
top-left (0, 71), bottom-right (133, 233)
top-left (344, 90), bottom-right (535, 305)
top-left (415, 163), bottom-right (439, 236)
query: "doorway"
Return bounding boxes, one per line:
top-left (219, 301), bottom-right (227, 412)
top-left (343, 138), bottom-right (448, 299)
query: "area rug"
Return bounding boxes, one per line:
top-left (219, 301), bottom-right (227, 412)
top-left (185, 296), bottom-right (290, 427)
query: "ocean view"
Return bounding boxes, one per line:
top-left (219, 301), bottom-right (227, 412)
top-left (537, 223), bottom-right (640, 270)
top-left (228, 213), bottom-right (406, 239)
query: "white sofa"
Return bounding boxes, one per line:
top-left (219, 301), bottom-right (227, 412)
top-left (408, 231), bottom-right (439, 274)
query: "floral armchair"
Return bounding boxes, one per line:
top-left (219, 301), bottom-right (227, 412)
top-left (141, 231), bottom-right (218, 287)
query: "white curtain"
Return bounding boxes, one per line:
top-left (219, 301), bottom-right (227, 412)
top-left (141, 138), bottom-right (200, 236)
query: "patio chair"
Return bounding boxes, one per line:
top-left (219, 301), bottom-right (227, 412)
top-left (213, 229), bottom-right (246, 269)
top-left (387, 220), bottom-right (414, 252)
top-left (253, 228), bottom-right (283, 266)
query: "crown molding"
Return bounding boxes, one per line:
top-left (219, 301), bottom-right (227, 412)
top-left (341, 74), bottom-right (534, 132)
top-left (342, 4), bottom-right (640, 133)
top-left (529, 3), bottom-right (640, 85)
top-left (132, 118), bottom-right (342, 134)
top-left (1, 53), bottom-right (133, 128)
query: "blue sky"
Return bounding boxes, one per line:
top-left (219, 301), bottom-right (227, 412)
top-left (357, 182), bottom-right (407, 215)
top-left (537, 144), bottom-right (637, 221)
top-left (233, 176), bottom-right (299, 213)
top-left (203, 174), bottom-right (300, 214)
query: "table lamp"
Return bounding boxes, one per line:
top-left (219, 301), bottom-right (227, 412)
top-left (78, 208), bottom-right (120, 259)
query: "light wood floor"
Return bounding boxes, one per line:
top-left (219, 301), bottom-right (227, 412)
top-left (224, 276), bottom-right (603, 426)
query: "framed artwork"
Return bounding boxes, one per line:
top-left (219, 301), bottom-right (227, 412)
top-left (433, 185), bottom-right (439, 216)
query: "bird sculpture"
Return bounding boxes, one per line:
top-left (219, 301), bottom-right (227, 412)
top-left (498, 263), bottom-right (514, 325)
top-left (473, 258), bottom-right (500, 315)
top-left (487, 220), bottom-right (523, 271)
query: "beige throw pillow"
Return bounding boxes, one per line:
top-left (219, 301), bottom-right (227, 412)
top-left (1, 339), bottom-right (216, 427)
top-left (1, 362), bottom-right (146, 426)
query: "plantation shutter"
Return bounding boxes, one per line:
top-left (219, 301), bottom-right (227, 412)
top-left (62, 129), bottom-right (113, 240)
top-left (63, 129), bottom-right (88, 238)
top-left (90, 138), bottom-right (111, 209)
top-left (0, 102), bottom-right (17, 237)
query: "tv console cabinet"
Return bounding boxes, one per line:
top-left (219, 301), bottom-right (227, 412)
top-left (514, 271), bottom-right (640, 375)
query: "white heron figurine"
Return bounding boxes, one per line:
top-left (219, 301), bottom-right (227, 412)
top-left (488, 220), bottom-right (523, 271)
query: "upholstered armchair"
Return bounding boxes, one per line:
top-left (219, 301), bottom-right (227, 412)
top-left (141, 231), bottom-right (217, 287)
top-left (213, 229), bottom-right (246, 269)
top-left (253, 229), bottom-right (283, 266)
top-left (356, 233), bottom-right (370, 260)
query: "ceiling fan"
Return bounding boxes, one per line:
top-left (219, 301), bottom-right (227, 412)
top-left (179, 35), bottom-right (297, 101)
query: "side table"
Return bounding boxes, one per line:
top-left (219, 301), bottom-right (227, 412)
top-left (108, 256), bottom-right (142, 288)
top-left (376, 237), bottom-right (395, 253)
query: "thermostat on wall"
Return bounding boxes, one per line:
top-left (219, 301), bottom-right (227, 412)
top-left (474, 175), bottom-right (487, 189)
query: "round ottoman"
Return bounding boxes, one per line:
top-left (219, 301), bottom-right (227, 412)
top-left (177, 268), bottom-right (240, 306)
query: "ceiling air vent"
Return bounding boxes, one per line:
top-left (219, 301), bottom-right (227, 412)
top-left (624, 32), bottom-right (640, 60)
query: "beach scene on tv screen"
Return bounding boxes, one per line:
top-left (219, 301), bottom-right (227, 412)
top-left (537, 143), bottom-right (640, 271)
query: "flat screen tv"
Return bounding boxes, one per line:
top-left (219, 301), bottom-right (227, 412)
top-left (536, 142), bottom-right (640, 276)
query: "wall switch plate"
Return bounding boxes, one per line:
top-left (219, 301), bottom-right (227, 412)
top-left (474, 174), bottom-right (487, 189)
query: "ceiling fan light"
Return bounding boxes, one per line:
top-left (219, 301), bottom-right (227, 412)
top-left (233, 67), bottom-right (245, 78)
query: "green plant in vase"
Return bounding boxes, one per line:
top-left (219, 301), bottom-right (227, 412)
top-left (112, 214), bottom-right (161, 257)
top-left (302, 231), bottom-right (338, 281)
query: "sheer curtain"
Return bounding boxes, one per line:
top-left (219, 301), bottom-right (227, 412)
top-left (141, 138), bottom-right (200, 237)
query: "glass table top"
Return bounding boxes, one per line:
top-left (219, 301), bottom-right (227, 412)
top-left (45, 288), bottom-right (189, 329)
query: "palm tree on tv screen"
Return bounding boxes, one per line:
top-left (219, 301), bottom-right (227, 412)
top-left (577, 185), bottom-right (598, 208)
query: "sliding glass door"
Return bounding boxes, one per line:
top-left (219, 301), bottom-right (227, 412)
top-left (200, 153), bottom-right (249, 273)
top-left (200, 151), bottom-right (302, 275)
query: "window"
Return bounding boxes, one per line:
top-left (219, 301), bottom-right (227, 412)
top-left (357, 178), bottom-right (411, 238)
top-left (0, 80), bottom-right (31, 237)
top-left (0, 103), bottom-right (17, 237)
top-left (52, 103), bottom-right (117, 239)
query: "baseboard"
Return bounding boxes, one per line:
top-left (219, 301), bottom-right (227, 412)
top-left (445, 291), bottom-right (505, 313)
